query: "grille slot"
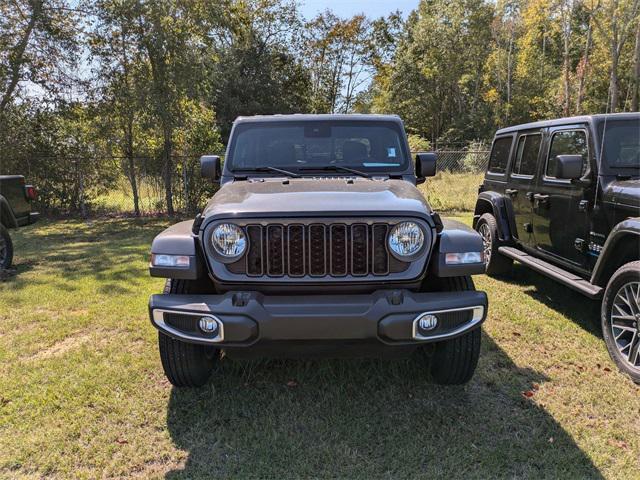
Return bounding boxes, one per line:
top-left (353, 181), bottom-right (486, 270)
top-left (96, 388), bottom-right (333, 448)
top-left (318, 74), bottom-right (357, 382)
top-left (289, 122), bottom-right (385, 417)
top-left (239, 222), bottom-right (409, 278)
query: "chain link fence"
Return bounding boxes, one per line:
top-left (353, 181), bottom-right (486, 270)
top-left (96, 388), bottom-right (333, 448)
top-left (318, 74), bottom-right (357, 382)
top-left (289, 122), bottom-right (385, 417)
top-left (16, 149), bottom-right (489, 217)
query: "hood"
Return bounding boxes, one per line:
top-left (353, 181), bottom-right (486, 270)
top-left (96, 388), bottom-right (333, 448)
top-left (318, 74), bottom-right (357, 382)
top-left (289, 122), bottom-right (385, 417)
top-left (602, 177), bottom-right (640, 208)
top-left (202, 177), bottom-right (432, 218)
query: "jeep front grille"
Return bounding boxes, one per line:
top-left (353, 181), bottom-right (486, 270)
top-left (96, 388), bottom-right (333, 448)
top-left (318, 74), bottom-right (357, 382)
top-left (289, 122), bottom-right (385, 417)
top-left (233, 222), bottom-right (405, 278)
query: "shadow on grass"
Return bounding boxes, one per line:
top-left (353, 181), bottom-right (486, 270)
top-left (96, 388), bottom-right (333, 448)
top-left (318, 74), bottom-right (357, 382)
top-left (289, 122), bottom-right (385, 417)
top-left (165, 335), bottom-right (602, 479)
top-left (6, 218), bottom-right (170, 292)
top-left (496, 264), bottom-right (601, 338)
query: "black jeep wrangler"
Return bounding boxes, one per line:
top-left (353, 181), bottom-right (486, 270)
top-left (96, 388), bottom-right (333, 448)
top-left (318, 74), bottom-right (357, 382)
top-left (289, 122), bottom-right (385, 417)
top-left (148, 114), bottom-right (488, 387)
top-left (473, 113), bottom-right (639, 383)
top-left (0, 175), bottom-right (39, 269)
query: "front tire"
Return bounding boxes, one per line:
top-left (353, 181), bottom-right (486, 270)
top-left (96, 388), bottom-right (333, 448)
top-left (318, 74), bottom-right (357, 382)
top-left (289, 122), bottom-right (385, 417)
top-left (0, 224), bottom-right (14, 270)
top-left (158, 279), bottom-right (219, 387)
top-left (476, 213), bottom-right (512, 276)
top-left (601, 261), bottom-right (640, 384)
top-left (428, 276), bottom-right (482, 385)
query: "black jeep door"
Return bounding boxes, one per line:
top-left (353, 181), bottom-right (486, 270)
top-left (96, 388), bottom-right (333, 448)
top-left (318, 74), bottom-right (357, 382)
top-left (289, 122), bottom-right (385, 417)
top-left (532, 126), bottom-right (591, 269)
top-left (509, 131), bottom-right (542, 250)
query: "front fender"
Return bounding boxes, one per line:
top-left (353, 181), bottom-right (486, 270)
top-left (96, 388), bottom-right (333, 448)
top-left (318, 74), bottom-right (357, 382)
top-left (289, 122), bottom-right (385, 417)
top-left (149, 220), bottom-right (203, 280)
top-left (430, 219), bottom-right (486, 277)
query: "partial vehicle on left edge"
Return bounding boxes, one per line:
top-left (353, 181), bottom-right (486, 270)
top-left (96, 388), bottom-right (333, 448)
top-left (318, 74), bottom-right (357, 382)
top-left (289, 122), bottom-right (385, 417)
top-left (0, 175), bottom-right (39, 269)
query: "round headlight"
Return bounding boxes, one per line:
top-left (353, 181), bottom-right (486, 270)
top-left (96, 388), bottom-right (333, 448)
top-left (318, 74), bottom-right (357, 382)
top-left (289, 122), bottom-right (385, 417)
top-left (211, 223), bottom-right (246, 258)
top-left (388, 221), bottom-right (424, 258)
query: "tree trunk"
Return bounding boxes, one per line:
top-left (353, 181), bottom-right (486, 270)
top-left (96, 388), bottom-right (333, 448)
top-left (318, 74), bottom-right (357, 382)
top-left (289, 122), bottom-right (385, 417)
top-left (124, 121), bottom-right (140, 217)
top-left (576, 20), bottom-right (592, 113)
top-left (162, 125), bottom-right (174, 216)
top-left (562, 10), bottom-right (571, 116)
top-left (609, 46), bottom-right (619, 112)
top-left (633, 23), bottom-right (640, 111)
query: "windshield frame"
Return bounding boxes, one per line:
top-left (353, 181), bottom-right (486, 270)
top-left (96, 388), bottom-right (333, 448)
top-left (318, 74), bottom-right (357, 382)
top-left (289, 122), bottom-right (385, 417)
top-left (224, 119), bottom-right (413, 176)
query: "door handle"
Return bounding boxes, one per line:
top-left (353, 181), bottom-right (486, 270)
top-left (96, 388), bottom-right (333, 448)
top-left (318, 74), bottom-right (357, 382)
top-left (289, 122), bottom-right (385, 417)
top-left (533, 193), bottom-right (549, 207)
top-left (505, 188), bottom-right (518, 196)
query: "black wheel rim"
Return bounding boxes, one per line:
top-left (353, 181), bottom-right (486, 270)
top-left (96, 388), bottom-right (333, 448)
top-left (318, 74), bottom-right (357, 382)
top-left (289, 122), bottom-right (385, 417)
top-left (478, 223), bottom-right (492, 266)
top-left (610, 281), bottom-right (640, 371)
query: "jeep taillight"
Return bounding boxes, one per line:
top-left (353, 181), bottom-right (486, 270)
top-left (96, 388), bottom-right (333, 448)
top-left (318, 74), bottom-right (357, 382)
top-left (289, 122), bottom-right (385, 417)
top-left (25, 185), bottom-right (37, 201)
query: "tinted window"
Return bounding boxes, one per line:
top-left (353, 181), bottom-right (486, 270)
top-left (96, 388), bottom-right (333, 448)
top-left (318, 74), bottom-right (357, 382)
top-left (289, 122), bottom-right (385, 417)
top-left (488, 137), bottom-right (512, 174)
top-left (598, 119), bottom-right (640, 169)
top-left (228, 121), bottom-right (408, 171)
top-left (513, 134), bottom-right (541, 176)
top-left (546, 130), bottom-right (588, 177)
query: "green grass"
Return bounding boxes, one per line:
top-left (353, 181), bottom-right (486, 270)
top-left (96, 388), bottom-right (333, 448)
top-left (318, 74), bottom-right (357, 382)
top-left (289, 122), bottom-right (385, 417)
top-left (419, 172), bottom-right (484, 213)
top-left (1, 218), bottom-right (639, 479)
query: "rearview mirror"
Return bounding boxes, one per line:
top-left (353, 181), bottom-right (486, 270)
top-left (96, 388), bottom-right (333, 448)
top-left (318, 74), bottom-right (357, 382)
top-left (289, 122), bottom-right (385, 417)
top-left (201, 155), bottom-right (221, 182)
top-left (415, 152), bottom-right (437, 182)
top-left (554, 155), bottom-right (583, 180)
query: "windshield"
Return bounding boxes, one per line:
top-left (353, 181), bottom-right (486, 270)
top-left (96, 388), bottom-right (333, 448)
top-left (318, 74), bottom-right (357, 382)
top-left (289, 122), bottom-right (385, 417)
top-left (227, 121), bottom-right (409, 172)
top-left (599, 119), bottom-right (640, 170)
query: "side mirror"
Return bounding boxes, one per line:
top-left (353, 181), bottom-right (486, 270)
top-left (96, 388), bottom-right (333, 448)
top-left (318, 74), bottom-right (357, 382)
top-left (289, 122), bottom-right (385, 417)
top-left (415, 152), bottom-right (437, 182)
top-left (554, 154), bottom-right (583, 180)
top-left (201, 155), bottom-right (221, 182)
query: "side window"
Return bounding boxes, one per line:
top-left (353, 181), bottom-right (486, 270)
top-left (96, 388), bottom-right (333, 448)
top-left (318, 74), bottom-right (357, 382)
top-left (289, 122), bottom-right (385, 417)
top-left (513, 134), bottom-right (541, 176)
top-left (546, 130), bottom-right (588, 178)
top-left (488, 136), bottom-right (512, 174)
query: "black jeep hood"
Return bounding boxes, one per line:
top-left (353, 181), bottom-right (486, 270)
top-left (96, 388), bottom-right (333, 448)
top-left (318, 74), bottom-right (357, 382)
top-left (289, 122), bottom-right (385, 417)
top-left (202, 177), bottom-right (433, 218)
top-left (602, 177), bottom-right (640, 208)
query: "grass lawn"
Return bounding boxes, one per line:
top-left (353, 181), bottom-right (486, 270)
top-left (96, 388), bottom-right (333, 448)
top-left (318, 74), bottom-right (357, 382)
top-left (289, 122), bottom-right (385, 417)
top-left (1, 217), bottom-right (639, 479)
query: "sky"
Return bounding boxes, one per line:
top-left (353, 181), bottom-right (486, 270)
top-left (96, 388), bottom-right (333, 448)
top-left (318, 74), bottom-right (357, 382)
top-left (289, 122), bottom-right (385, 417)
top-left (299, 0), bottom-right (419, 19)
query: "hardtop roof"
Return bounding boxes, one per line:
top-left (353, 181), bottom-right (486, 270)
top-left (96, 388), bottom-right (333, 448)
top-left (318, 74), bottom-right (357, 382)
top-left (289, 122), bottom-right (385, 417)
top-left (495, 112), bottom-right (639, 135)
top-left (233, 113), bottom-right (404, 125)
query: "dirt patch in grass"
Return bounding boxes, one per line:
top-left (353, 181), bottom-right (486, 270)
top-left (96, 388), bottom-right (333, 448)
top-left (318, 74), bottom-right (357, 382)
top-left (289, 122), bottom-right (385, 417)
top-left (28, 331), bottom-right (94, 361)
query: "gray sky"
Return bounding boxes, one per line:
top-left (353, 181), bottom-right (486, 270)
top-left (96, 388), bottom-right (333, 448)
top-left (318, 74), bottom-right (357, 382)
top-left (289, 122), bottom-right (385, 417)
top-left (300, 0), bottom-right (419, 19)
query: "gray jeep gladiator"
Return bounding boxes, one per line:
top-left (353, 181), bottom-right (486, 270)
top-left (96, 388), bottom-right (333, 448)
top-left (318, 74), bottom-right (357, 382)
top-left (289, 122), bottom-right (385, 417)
top-left (0, 175), bottom-right (39, 269)
top-left (148, 114), bottom-right (488, 387)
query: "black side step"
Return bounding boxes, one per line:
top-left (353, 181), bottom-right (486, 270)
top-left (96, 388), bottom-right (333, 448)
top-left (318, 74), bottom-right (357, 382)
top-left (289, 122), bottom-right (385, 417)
top-left (498, 246), bottom-right (603, 299)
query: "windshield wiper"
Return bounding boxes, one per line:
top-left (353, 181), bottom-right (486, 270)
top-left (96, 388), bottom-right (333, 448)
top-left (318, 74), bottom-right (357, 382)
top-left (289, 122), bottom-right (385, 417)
top-left (234, 166), bottom-right (301, 178)
top-left (298, 165), bottom-right (372, 179)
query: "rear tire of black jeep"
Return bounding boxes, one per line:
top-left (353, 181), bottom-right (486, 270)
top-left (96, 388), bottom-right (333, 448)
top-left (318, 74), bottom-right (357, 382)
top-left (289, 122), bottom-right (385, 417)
top-left (429, 276), bottom-right (482, 385)
top-left (476, 213), bottom-right (512, 276)
top-left (158, 279), bottom-right (219, 388)
top-left (601, 261), bottom-right (640, 384)
top-left (0, 224), bottom-right (14, 270)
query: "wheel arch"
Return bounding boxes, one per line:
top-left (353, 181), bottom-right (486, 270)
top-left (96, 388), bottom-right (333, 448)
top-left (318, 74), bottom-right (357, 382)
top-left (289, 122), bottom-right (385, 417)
top-left (591, 219), bottom-right (640, 287)
top-left (472, 192), bottom-right (513, 242)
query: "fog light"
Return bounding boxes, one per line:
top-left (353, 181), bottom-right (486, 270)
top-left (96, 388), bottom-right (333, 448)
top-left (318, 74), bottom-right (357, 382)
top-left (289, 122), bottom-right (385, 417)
top-left (416, 313), bottom-right (438, 336)
top-left (198, 316), bottom-right (219, 335)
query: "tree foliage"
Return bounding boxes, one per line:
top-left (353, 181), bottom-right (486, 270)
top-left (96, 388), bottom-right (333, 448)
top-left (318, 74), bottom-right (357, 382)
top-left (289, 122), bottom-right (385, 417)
top-left (0, 0), bottom-right (637, 214)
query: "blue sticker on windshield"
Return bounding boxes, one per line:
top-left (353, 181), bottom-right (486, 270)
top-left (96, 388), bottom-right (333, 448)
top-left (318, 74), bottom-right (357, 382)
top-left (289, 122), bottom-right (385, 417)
top-left (387, 147), bottom-right (396, 158)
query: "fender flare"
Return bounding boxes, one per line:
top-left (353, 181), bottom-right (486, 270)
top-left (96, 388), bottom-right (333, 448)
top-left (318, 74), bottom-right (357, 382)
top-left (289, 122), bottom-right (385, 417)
top-left (0, 195), bottom-right (17, 228)
top-left (149, 220), bottom-right (203, 280)
top-left (430, 218), bottom-right (486, 277)
top-left (473, 191), bottom-right (514, 242)
top-left (591, 218), bottom-right (640, 286)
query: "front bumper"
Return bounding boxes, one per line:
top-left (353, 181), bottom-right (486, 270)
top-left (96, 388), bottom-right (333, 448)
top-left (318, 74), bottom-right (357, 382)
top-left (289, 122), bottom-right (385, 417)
top-left (149, 289), bottom-right (487, 348)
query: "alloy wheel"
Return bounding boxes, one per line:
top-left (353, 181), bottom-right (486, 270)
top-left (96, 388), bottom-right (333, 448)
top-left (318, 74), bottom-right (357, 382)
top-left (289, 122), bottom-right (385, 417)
top-left (610, 281), bottom-right (640, 370)
top-left (478, 223), bottom-right (492, 266)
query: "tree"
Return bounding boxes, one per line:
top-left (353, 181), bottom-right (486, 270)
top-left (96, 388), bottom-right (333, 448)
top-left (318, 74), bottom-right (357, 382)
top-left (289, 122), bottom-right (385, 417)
top-left (0, 0), bottom-right (79, 114)
top-left (589, 0), bottom-right (640, 111)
